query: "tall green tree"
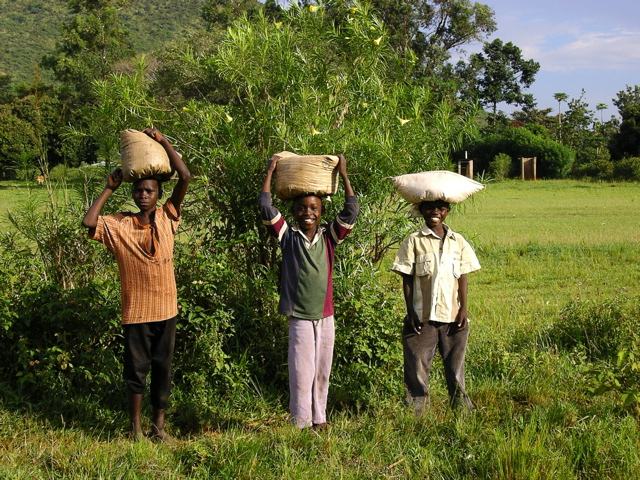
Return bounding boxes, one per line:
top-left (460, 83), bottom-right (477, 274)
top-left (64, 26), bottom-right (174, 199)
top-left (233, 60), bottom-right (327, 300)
top-left (456, 38), bottom-right (539, 117)
top-left (41, 0), bottom-right (133, 102)
top-left (610, 85), bottom-right (640, 160)
top-left (315, 0), bottom-right (495, 75)
top-left (202, 0), bottom-right (262, 31)
top-left (596, 102), bottom-right (608, 123)
top-left (367, 0), bottom-right (496, 73)
top-left (553, 92), bottom-right (568, 141)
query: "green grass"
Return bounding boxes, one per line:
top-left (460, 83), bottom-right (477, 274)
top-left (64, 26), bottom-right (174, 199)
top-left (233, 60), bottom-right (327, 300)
top-left (0, 180), bottom-right (79, 232)
top-left (2, 179), bottom-right (640, 479)
top-left (452, 179), bottom-right (640, 246)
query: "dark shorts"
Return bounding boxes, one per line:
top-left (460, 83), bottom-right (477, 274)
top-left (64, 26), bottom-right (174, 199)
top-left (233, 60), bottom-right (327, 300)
top-left (123, 317), bottom-right (176, 409)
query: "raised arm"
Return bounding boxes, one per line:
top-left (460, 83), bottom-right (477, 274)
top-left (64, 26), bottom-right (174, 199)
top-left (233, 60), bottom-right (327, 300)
top-left (82, 168), bottom-right (123, 229)
top-left (261, 154), bottom-right (279, 194)
top-left (336, 154), bottom-right (355, 197)
top-left (142, 128), bottom-right (191, 212)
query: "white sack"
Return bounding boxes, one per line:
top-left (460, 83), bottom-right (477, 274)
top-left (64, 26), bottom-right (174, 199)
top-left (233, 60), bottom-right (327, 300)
top-left (274, 151), bottom-right (340, 200)
top-left (120, 129), bottom-right (173, 182)
top-left (391, 170), bottom-right (485, 204)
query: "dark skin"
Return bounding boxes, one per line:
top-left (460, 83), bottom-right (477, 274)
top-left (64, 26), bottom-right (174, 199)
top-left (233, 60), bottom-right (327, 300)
top-left (82, 128), bottom-right (191, 230)
top-left (261, 153), bottom-right (355, 242)
top-left (81, 128), bottom-right (190, 441)
top-left (402, 201), bottom-right (469, 335)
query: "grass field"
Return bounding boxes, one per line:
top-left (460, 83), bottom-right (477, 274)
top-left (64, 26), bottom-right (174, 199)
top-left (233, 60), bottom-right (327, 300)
top-left (2, 179), bottom-right (640, 479)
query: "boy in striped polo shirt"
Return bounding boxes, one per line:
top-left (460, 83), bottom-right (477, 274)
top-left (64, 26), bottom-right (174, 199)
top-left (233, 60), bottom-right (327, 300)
top-left (82, 128), bottom-right (190, 442)
top-left (258, 154), bottom-right (358, 429)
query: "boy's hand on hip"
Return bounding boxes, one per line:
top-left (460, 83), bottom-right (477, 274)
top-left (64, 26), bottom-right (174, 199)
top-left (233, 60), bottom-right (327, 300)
top-left (407, 311), bottom-right (423, 335)
top-left (455, 311), bottom-right (468, 331)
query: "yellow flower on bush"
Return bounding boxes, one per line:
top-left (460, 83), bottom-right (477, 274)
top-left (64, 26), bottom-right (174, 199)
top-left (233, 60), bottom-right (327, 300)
top-left (398, 117), bottom-right (410, 125)
top-left (349, 7), bottom-right (357, 13)
top-left (309, 5), bottom-right (318, 12)
top-left (311, 128), bottom-right (322, 135)
top-left (225, 114), bottom-right (233, 122)
top-left (275, 22), bottom-right (282, 29)
top-left (373, 36), bottom-right (382, 45)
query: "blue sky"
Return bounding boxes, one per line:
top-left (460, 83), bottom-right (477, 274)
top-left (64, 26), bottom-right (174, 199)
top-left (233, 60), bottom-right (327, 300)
top-left (463, 0), bottom-right (640, 118)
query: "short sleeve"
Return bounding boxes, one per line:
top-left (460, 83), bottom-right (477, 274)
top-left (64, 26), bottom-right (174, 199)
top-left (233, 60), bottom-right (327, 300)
top-left (390, 235), bottom-right (415, 275)
top-left (162, 200), bottom-right (181, 235)
top-left (88, 214), bottom-right (121, 252)
top-left (459, 236), bottom-right (481, 275)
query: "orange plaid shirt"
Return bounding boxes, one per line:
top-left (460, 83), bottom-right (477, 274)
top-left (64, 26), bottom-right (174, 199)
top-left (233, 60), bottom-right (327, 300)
top-left (90, 200), bottom-right (180, 324)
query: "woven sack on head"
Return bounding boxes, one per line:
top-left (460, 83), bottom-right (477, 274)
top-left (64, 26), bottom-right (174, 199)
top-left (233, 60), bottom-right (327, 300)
top-left (119, 129), bottom-right (174, 182)
top-left (391, 170), bottom-right (484, 215)
top-left (274, 151), bottom-right (340, 200)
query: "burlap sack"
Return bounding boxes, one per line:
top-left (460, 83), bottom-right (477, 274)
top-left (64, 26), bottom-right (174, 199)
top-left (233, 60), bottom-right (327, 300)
top-left (119, 129), bottom-right (174, 182)
top-left (274, 151), bottom-right (340, 200)
top-left (391, 170), bottom-right (485, 206)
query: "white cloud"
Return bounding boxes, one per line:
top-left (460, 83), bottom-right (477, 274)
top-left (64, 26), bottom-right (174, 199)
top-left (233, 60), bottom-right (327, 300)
top-left (523, 28), bottom-right (640, 72)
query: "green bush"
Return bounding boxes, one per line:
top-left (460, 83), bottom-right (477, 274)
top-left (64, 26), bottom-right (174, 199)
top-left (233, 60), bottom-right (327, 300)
top-left (571, 158), bottom-right (614, 180)
top-left (470, 126), bottom-right (574, 178)
top-left (547, 298), bottom-right (638, 360)
top-left (613, 157), bottom-right (640, 181)
top-left (489, 152), bottom-right (512, 180)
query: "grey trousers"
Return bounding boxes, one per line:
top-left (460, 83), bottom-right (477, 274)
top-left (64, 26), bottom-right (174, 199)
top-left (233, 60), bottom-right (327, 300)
top-left (288, 315), bottom-right (335, 428)
top-left (402, 318), bottom-right (474, 413)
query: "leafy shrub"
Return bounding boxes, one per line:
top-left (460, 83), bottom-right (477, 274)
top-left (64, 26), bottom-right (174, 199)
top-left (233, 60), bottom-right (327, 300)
top-left (0, 111), bottom-right (40, 179)
top-left (489, 153), bottom-right (512, 180)
top-left (470, 126), bottom-right (574, 178)
top-left (586, 332), bottom-right (640, 413)
top-left (0, 280), bottom-right (123, 409)
top-left (548, 298), bottom-right (638, 360)
top-left (613, 157), bottom-right (640, 181)
top-left (571, 158), bottom-right (614, 180)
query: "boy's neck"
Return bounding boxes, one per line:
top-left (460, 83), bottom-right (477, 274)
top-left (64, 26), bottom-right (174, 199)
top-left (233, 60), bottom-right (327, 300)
top-left (136, 207), bottom-right (156, 225)
top-left (428, 223), bottom-right (446, 239)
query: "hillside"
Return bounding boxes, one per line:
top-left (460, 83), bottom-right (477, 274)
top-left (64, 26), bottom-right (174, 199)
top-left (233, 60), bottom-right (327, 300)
top-left (0, 0), bottom-right (208, 84)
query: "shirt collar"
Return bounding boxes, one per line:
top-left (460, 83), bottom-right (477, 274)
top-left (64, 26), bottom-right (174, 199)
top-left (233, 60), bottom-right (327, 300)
top-left (420, 223), bottom-right (455, 240)
top-left (292, 224), bottom-right (326, 247)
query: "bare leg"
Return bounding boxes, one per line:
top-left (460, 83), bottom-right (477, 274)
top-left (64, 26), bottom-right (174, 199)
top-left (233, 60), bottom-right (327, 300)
top-left (127, 391), bottom-right (144, 440)
top-left (151, 408), bottom-right (176, 444)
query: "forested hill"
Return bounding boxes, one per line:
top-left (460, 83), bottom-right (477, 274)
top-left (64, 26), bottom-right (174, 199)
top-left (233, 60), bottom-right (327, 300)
top-left (0, 0), bottom-right (207, 84)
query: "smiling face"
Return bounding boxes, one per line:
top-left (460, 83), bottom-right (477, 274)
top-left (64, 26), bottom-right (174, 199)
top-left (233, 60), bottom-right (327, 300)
top-left (132, 178), bottom-right (160, 212)
top-left (292, 195), bottom-right (323, 237)
top-left (419, 200), bottom-right (450, 231)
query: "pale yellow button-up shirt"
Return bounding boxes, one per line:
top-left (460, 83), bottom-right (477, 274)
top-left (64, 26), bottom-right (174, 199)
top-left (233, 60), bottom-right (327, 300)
top-left (391, 225), bottom-right (481, 323)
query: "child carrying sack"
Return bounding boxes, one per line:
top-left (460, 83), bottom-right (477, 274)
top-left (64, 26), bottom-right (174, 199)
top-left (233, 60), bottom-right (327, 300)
top-left (274, 151), bottom-right (340, 200)
top-left (391, 170), bottom-right (485, 216)
top-left (120, 129), bottom-right (174, 182)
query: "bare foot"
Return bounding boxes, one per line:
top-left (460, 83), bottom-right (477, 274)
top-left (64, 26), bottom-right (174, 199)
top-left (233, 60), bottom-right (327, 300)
top-left (150, 429), bottom-right (177, 445)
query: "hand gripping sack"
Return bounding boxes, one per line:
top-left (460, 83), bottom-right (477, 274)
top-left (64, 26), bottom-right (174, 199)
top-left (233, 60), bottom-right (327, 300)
top-left (391, 170), bottom-right (485, 205)
top-left (119, 129), bottom-right (174, 182)
top-left (274, 151), bottom-right (340, 200)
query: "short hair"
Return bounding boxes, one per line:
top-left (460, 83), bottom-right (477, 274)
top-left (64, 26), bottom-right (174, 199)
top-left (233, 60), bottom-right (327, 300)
top-left (132, 177), bottom-right (163, 199)
top-left (419, 200), bottom-right (450, 210)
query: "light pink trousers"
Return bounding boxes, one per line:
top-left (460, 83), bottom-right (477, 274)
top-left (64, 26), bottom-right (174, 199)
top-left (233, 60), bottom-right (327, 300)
top-left (288, 315), bottom-right (335, 428)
